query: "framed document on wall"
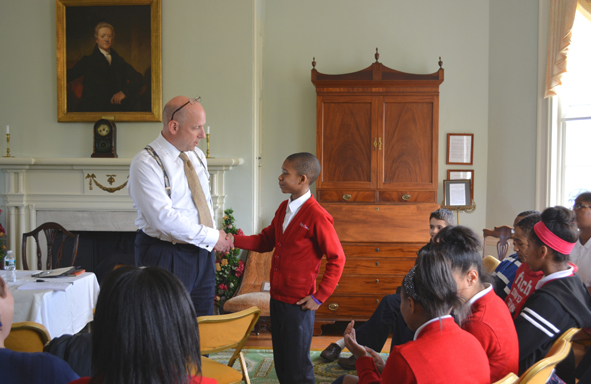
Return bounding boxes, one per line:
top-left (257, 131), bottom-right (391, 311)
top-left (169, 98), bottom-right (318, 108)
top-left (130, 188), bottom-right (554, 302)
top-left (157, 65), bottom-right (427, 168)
top-left (443, 179), bottom-right (472, 208)
top-left (447, 134), bottom-right (474, 165)
top-left (447, 169), bottom-right (474, 200)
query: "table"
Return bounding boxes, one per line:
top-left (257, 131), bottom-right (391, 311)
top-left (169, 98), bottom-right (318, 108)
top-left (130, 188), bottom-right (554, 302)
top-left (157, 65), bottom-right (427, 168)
top-left (1, 270), bottom-right (100, 339)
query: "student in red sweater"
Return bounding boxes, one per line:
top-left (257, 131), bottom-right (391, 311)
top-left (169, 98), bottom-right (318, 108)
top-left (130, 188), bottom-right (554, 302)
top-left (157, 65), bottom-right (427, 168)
top-left (435, 226), bottom-right (519, 382)
top-left (231, 152), bottom-right (345, 384)
top-left (336, 251), bottom-right (490, 384)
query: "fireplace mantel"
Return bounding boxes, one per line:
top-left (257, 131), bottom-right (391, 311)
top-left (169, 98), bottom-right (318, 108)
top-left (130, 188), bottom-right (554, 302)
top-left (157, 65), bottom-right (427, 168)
top-left (0, 156), bottom-right (243, 266)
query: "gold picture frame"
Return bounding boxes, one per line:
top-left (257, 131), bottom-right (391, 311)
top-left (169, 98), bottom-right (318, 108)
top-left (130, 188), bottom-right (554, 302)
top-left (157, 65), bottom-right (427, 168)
top-left (56, 0), bottom-right (162, 122)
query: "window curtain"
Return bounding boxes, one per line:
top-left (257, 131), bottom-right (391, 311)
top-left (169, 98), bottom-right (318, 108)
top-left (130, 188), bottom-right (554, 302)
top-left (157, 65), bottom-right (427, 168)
top-left (544, 0), bottom-right (577, 98)
top-left (579, 0), bottom-right (591, 22)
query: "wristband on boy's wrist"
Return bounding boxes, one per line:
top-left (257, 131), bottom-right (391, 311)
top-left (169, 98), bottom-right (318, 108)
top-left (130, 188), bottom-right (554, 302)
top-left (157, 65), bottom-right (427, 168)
top-left (311, 295), bottom-right (322, 305)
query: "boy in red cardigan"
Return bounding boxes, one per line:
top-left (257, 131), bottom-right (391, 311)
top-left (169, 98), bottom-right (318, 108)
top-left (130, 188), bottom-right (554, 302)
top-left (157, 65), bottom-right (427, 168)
top-left (231, 152), bottom-right (345, 384)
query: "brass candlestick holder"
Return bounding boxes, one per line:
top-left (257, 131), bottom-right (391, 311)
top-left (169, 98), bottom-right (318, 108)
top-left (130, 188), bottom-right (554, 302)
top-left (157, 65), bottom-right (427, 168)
top-left (3, 134), bottom-right (13, 158)
top-left (206, 133), bottom-right (211, 158)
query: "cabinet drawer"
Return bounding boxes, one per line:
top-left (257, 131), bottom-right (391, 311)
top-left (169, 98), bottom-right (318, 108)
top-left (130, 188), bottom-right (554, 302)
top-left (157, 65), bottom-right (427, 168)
top-left (318, 190), bottom-right (376, 203)
top-left (342, 244), bottom-right (423, 258)
top-left (316, 295), bottom-right (384, 320)
top-left (320, 256), bottom-right (415, 275)
top-left (323, 203), bottom-right (437, 243)
top-left (318, 275), bottom-right (401, 294)
top-left (379, 191), bottom-right (436, 203)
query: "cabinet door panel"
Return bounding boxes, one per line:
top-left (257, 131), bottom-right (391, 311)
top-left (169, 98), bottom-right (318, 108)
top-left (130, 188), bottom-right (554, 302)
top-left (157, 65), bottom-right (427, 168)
top-left (380, 98), bottom-right (436, 189)
top-left (317, 97), bottom-right (376, 189)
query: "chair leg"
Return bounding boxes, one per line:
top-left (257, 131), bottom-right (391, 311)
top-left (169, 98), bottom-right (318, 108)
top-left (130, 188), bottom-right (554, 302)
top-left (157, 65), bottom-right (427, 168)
top-left (239, 351), bottom-right (250, 384)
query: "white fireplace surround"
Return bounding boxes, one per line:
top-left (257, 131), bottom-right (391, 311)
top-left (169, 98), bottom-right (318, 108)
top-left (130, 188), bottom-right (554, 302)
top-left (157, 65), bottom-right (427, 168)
top-left (0, 156), bottom-right (243, 268)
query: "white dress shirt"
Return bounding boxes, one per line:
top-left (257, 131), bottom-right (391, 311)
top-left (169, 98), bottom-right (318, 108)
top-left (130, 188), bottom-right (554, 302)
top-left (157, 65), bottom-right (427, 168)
top-left (569, 239), bottom-right (591, 287)
top-left (99, 47), bottom-right (112, 65)
top-left (283, 190), bottom-right (311, 232)
top-left (128, 133), bottom-right (219, 250)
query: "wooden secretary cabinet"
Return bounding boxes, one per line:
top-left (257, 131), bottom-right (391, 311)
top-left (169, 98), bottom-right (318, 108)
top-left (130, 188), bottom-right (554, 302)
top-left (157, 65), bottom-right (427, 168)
top-left (312, 52), bottom-right (444, 328)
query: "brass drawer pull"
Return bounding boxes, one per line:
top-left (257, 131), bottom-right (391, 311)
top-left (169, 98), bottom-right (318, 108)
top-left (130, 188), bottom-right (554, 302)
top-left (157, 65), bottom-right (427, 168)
top-left (375, 299), bottom-right (379, 304)
top-left (373, 138), bottom-right (377, 150)
top-left (375, 248), bottom-right (380, 252)
top-left (402, 193), bottom-right (411, 201)
top-left (375, 279), bottom-right (379, 283)
top-left (375, 261), bottom-right (379, 266)
top-left (342, 194), bottom-right (352, 201)
top-left (378, 137), bottom-right (382, 150)
top-left (328, 303), bottom-right (339, 311)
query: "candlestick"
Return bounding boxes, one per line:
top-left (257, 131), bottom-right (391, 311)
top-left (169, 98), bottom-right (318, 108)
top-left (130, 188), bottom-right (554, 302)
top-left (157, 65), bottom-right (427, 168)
top-left (5, 125), bottom-right (9, 134)
top-left (4, 133), bottom-right (13, 157)
top-left (207, 125), bottom-right (210, 135)
top-left (206, 133), bottom-right (211, 158)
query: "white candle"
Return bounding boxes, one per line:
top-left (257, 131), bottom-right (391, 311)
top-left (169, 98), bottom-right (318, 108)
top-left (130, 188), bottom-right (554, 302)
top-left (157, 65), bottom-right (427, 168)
top-left (5, 125), bottom-right (9, 134)
top-left (207, 126), bottom-right (210, 135)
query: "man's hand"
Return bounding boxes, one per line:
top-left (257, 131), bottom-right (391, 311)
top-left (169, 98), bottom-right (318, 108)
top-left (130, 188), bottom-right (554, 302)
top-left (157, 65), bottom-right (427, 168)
top-left (213, 230), bottom-right (233, 253)
top-left (111, 91), bottom-right (126, 105)
top-left (343, 320), bottom-right (369, 359)
top-left (296, 295), bottom-right (320, 311)
top-left (225, 232), bottom-right (234, 244)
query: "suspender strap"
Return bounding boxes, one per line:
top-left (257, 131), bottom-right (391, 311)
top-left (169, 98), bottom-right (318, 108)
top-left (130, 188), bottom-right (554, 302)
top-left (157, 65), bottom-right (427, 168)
top-left (144, 145), bottom-right (171, 197)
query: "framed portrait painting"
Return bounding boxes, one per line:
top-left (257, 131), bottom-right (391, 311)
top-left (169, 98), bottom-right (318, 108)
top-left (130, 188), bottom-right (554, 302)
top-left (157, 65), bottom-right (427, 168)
top-left (56, 0), bottom-right (162, 122)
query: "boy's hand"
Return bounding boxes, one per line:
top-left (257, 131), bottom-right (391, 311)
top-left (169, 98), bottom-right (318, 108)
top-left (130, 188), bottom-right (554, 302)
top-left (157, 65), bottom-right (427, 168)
top-left (214, 230), bottom-right (233, 253)
top-left (365, 347), bottom-right (385, 373)
top-left (296, 295), bottom-right (320, 311)
top-left (225, 232), bottom-right (235, 248)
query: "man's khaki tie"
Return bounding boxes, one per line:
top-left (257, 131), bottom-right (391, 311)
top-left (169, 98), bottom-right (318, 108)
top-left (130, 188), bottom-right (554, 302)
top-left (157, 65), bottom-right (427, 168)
top-left (179, 152), bottom-right (214, 228)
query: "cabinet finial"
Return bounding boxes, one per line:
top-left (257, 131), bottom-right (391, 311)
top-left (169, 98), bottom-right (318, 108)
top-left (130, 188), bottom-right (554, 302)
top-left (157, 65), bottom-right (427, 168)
top-left (438, 57), bottom-right (443, 68)
top-left (312, 57), bottom-right (316, 69)
top-left (375, 48), bottom-right (380, 63)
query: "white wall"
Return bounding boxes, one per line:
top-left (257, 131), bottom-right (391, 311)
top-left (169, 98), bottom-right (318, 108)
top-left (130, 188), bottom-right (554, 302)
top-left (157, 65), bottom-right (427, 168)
top-left (0, 0), bottom-right (257, 234)
top-left (487, 0), bottom-right (540, 227)
top-left (0, 0), bottom-right (544, 242)
top-left (262, 0), bottom-right (490, 230)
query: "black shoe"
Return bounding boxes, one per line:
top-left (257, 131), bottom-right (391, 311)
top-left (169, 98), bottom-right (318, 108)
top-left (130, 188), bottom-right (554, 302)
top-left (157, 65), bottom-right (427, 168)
top-left (338, 355), bottom-right (357, 371)
top-left (320, 343), bottom-right (342, 362)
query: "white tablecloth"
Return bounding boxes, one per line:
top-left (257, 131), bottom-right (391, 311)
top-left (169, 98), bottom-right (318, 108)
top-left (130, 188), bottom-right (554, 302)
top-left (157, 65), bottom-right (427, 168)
top-left (1, 270), bottom-right (100, 339)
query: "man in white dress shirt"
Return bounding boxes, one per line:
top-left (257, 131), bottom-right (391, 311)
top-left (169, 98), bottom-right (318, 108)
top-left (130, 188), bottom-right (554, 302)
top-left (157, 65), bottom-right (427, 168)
top-left (128, 96), bottom-right (233, 316)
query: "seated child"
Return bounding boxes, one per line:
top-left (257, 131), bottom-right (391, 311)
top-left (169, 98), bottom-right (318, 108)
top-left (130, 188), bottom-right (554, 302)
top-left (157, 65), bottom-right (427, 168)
top-left (492, 210), bottom-right (539, 299)
top-left (232, 152), bottom-right (345, 384)
top-left (569, 192), bottom-right (591, 294)
top-left (334, 251), bottom-right (490, 384)
top-left (515, 206), bottom-right (591, 375)
top-left (505, 213), bottom-right (544, 317)
top-left (435, 226), bottom-right (519, 382)
top-left (320, 208), bottom-right (455, 369)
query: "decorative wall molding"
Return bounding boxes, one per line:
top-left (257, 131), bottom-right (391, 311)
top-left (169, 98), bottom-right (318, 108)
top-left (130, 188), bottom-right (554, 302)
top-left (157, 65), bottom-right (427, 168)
top-left (0, 157), bottom-right (243, 267)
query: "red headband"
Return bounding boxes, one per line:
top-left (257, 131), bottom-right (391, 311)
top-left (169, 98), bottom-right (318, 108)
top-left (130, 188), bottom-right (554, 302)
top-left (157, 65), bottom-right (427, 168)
top-left (533, 221), bottom-right (576, 255)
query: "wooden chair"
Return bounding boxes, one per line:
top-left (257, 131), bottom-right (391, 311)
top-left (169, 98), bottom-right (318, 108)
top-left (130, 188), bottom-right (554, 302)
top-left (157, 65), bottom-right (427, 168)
top-left (483, 255), bottom-right (501, 274)
top-left (222, 250), bottom-right (273, 334)
top-left (5, 321), bottom-right (51, 352)
top-left (517, 340), bottom-right (572, 383)
top-left (493, 373), bottom-right (519, 384)
top-left (196, 307), bottom-right (261, 384)
top-left (483, 225), bottom-right (513, 261)
top-left (21, 222), bottom-right (80, 270)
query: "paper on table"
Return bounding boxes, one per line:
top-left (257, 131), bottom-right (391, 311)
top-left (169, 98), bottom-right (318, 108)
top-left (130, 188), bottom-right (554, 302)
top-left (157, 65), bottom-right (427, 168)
top-left (18, 282), bottom-right (73, 291)
top-left (32, 267), bottom-right (76, 278)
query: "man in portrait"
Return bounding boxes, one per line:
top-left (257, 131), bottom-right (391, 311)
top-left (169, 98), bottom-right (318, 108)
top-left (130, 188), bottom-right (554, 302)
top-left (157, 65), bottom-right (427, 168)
top-left (67, 22), bottom-right (144, 112)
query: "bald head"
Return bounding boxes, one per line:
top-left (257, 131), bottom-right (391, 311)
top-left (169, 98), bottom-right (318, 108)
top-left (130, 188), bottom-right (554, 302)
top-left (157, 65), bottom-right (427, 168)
top-left (162, 96), bottom-right (206, 152)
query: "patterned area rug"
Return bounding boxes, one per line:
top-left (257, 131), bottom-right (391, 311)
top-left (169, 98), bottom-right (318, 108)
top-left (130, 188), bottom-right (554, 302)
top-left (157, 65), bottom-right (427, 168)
top-left (208, 349), bottom-right (389, 384)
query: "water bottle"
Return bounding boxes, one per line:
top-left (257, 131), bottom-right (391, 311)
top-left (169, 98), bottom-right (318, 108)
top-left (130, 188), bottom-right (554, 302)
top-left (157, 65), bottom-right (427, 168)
top-left (4, 250), bottom-right (16, 283)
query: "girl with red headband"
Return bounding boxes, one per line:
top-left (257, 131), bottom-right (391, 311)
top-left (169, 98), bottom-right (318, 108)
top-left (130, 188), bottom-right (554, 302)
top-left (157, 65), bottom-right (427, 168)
top-left (515, 206), bottom-right (591, 378)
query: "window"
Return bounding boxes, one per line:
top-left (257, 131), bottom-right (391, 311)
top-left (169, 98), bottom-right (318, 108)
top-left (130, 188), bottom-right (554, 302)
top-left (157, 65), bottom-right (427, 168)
top-left (551, 10), bottom-right (591, 207)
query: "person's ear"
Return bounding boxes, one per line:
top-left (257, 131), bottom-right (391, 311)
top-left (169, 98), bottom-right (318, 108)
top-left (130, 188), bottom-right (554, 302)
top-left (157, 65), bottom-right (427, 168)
top-left (539, 245), bottom-right (550, 260)
top-left (408, 297), bottom-right (416, 314)
top-left (299, 174), bottom-right (308, 185)
top-left (466, 269), bottom-right (478, 286)
top-left (168, 120), bottom-right (180, 135)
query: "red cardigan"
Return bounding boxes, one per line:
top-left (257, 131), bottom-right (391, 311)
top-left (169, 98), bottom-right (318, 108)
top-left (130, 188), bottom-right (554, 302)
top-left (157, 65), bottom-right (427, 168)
top-left (462, 287), bottom-right (520, 382)
top-left (356, 317), bottom-right (490, 384)
top-left (233, 195), bottom-right (345, 304)
top-left (70, 376), bottom-right (217, 384)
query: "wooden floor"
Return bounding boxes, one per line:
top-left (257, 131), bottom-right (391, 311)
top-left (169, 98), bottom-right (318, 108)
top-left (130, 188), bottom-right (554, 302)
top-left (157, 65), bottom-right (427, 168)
top-left (244, 322), bottom-right (392, 353)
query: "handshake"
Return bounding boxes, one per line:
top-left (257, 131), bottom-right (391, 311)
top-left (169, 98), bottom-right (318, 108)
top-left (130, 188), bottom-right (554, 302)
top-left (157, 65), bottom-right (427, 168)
top-left (213, 230), bottom-right (236, 253)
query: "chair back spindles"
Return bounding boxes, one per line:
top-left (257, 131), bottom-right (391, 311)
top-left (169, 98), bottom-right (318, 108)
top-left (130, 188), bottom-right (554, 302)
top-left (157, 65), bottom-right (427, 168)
top-left (21, 222), bottom-right (80, 271)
